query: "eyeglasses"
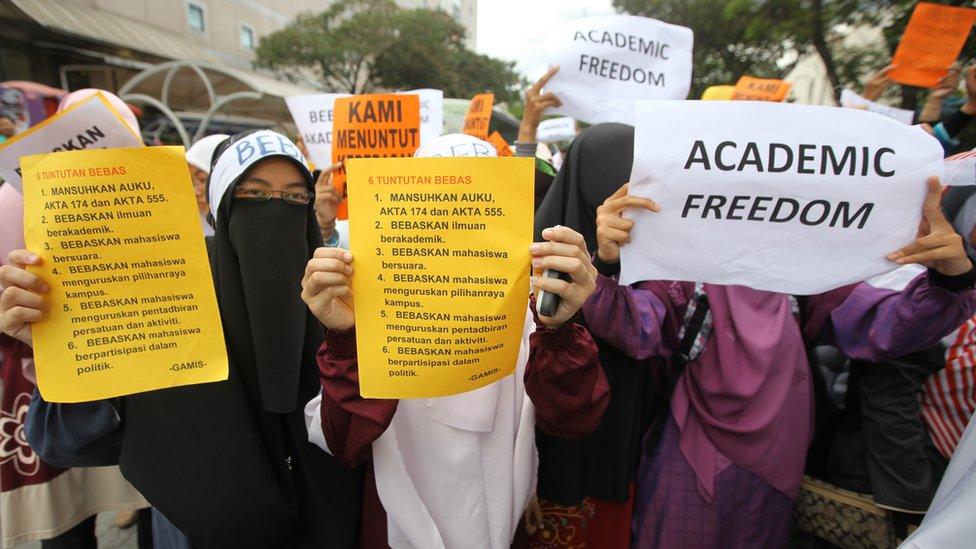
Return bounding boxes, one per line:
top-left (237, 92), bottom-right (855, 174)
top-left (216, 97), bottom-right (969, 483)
top-left (233, 187), bottom-right (312, 205)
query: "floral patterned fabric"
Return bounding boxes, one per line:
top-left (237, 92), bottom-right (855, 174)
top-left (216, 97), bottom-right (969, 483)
top-left (525, 487), bottom-right (634, 549)
top-left (0, 336), bottom-right (64, 489)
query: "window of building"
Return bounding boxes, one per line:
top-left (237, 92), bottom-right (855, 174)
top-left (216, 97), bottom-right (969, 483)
top-left (187, 2), bottom-right (206, 33)
top-left (452, 0), bottom-right (461, 19)
top-left (240, 25), bottom-right (255, 50)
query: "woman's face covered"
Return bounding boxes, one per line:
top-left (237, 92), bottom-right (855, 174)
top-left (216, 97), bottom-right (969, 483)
top-left (208, 129), bottom-right (319, 412)
top-left (228, 157), bottom-right (311, 255)
top-left (227, 156), bottom-right (314, 410)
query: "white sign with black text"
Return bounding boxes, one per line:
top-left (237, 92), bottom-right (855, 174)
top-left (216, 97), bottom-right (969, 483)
top-left (542, 15), bottom-right (693, 125)
top-left (839, 89), bottom-right (915, 125)
top-left (0, 93), bottom-right (143, 192)
top-left (406, 88), bottom-right (444, 145)
top-left (620, 101), bottom-right (945, 294)
top-left (285, 93), bottom-right (350, 168)
top-left (536, 117), bottom-right (578, 143)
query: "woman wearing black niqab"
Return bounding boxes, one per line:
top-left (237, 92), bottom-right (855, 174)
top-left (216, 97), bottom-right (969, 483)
top-left (25, 130), bottom-right (361, 548)
top-left (529, 123), bottom-right (658, 548)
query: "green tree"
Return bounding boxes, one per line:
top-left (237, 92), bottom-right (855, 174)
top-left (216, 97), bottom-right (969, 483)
top-left (613, 0), bottom-right (803, 98)
top-left (255, 0), bottom-right (398, 94)
top-left (372, 8), bottom-right (525, 104)
top-left (255, 0), bottom-right (525, 103)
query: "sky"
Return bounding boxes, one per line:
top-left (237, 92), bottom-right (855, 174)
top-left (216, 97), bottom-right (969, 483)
top-left (475, 0), bottom-right (616, 81)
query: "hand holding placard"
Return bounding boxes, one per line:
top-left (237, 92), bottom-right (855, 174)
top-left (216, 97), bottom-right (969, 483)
top-left (301, 247), bottom-right (356, 332)
top-left (0, 250), bottom-right (46, 346)
top-left (862, 64), bottom-right (897, 101)
top-left (14, 146), bottom-right (228, 402)
top-left (519, 68), bottom-right (562, 143)
top-left (595, 184), bottom-right (660, 263)
top-left (887, 177), bottom-right (973, 277)
top-left (620, 100), bottom-right (946, 294)
top-left (346, 156), bottom-right (533, 399)
top-left (314, 162), bottom-right (343, 241)
top-left (542, 15), bottom-right (693, 124)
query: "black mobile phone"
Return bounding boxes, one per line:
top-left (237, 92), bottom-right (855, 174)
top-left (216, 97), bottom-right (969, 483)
top-left (537, 269), bottom-right (571, 317)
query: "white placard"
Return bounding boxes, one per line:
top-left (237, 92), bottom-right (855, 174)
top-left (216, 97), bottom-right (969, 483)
top-left (542, 15), bottom-right (693, 125)
top-left (945, 150), bottom-right (976, 187)
top-left (536, 117), bottom-right (578, 143)
top-left (840, 89), bottom-right (915, 125)
top-left (406, 88), bottom-right (444, 145)
top-left (287, 90), bottom-right (442, 168)
top-left (285, 93), bottom-right (350, 168)
top-left (620, 101), bottom-right (945, 295)
top-left (0, 93), bottom-right (143, 192)
top-left (902, 415), bottom-right (976, 548)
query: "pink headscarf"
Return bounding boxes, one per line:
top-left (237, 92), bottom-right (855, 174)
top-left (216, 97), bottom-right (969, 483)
top-left (0, 183), bottom-right (24, 266)
top-left (670, 285), bottom-right (810, 501)
top-left (57, 89), bottom-right (140, 135)
top-left (0, 182), bottom-right (33, 381)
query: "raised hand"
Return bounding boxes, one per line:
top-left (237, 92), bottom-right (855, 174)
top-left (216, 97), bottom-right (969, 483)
top-left (301, 247), bottom-right (355, 331)
top-left (595, 184), bottom-right (660, 264)
top-left (887, 176), bottom-right (973, 276)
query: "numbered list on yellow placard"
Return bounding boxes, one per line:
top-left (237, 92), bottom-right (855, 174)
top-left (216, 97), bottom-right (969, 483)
top-left (347, 157), bottom-right (534, 398)
top-left (21, 146), bottom-right (228, 403)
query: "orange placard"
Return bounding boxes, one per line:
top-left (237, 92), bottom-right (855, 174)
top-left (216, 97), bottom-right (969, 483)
top-left (486, 131), bottom-right (513, 156)
top-left (889, 2), bottom-right (976, 88)
top-left (730, 76), bottom-right (791, 102)
top-left (463, 93), bottom-right (494, 139)
top-left (331, 93), bottom-right (421, 217)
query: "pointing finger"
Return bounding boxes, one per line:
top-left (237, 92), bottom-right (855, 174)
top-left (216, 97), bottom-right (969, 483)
top-left (531, 66), bottom-right (560, 93)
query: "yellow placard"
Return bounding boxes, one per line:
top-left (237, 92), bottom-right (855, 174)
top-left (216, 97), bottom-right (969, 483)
top-left (347, 157), bottom-right (534, 398)
top-left (701, 85), bottom-right (735, 101)
top-left (21, 146), bottom-right (228, 402)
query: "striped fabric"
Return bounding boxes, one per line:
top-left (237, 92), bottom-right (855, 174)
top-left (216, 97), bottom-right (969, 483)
top-left (921, 316), bottom-right (976, 459)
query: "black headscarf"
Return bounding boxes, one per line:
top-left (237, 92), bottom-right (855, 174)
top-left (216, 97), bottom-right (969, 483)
top-left (118, 131), bottom-right (360, 548)
top-left (533, 123), bottom-right (659, 504)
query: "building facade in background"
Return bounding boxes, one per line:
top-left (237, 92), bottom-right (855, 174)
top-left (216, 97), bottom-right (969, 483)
top-left (0, 0), bottom-right (478, 91)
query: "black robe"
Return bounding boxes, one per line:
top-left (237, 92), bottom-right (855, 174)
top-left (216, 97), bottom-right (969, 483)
top-left (532, 123), bottom-right (658, 504)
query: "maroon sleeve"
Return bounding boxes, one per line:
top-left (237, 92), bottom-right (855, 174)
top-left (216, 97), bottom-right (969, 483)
top-left (524, 311), bottom-right (610, 439)
top-left (317, 328), bottom-right (398, 467)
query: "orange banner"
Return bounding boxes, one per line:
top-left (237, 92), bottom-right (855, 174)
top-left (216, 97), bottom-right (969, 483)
top-left (889, 2), bottom-right (976, 88)
top-left (486, 131), bottom-right (514, 156)
top-left (463, 93), bottom-right (494, 139)
top-left (730, 76), bottom-right (791, 102)
top-left (331, 94), bottom-right (421, 218)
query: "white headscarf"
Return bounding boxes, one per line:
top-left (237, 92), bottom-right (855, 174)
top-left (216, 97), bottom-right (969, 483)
top-left (413, 133), bottom-right (497, 158)
top-left (207, 130), bottom-right (310, 219)
top-left (186, 134), bottom-right (230, 173)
